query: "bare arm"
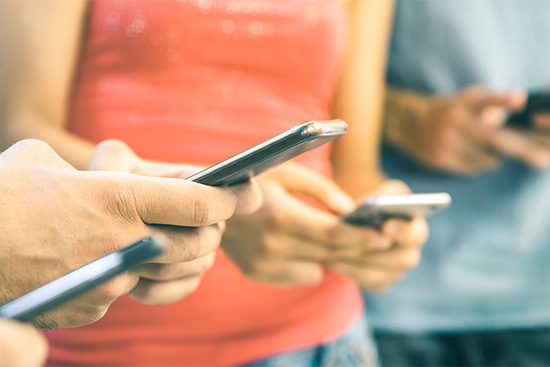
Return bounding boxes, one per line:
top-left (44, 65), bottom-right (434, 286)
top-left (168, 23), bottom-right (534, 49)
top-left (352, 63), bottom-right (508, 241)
top-left (331, 0), bottom-right (395, 197)
top-left (0, 0), bottom-right (94, 169)
top-left (383, 86), bottom-right (544, 176)
top-left (327, 0), bottom-right (429, 292)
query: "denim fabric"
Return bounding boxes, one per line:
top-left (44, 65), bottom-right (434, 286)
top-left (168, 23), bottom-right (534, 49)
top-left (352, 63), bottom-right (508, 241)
top-left (375, 328), bottom-right (550, 367)
top-left (364, 0), bottom-right (550, 334)
top-left (243, 315), bottom-right (379, 367)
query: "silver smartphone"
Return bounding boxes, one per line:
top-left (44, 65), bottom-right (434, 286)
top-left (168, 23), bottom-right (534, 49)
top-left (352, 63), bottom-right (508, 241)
top-left (342, 192), bottom-right (452, 228)
top-left (186, 120), bottom-right (347, 186)
top-left (0, 236), bottom-right (164, 322)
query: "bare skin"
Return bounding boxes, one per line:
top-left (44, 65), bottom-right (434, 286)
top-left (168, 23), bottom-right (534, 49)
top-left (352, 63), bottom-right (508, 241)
top-left (0, 139), bottom-right (261, 329)
top-left (0, 0), bottom-right (428, 295)
top-left (0, 320), bottom-right (47, 367)
top-left (385, 86), bottom-right (550, 176)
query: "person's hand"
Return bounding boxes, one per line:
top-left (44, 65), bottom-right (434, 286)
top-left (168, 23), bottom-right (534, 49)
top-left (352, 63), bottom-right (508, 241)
top-left (221, 163), bottom-right (410, 287)
top-left (0, 139), bottom-right (260, 329)
top-left (88, 139), bottom-right (262, 305)
top-left (385, 86), bottom-right (526, 176)
top-left (326, 180), bottom-right (429, 292)
top-left (0, 319), bottom-right (47, 367)
top-left (488, 87), bottom-right (550, 170)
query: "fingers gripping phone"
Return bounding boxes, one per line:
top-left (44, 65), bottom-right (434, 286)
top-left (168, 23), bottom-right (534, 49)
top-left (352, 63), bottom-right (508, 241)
top-left (0, 236), bottom-right (164, 322)
top-left (342, 192), bottom-right (452, 228)
top-left (186, 120), bottom-right (348, 186)
top-left (507, 91), bottom-right (550, 127)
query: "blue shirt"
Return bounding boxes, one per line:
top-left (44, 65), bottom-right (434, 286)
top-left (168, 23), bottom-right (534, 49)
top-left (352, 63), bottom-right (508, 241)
top-left (364, 0), bottom-right (550, 333)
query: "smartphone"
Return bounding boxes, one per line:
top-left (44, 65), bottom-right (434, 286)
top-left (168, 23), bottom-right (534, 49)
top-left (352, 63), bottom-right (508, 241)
top-left (0, 236), bottom-right (164, 322)
top-left (186, 120), bottom-right (347, 186)
top-left (507, 91), bottom-right (550, 127)
top-left (342, 192), bottom-right (452, 228)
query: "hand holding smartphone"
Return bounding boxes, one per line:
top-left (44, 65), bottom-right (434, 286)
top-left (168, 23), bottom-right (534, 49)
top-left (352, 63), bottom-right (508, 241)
top-left (507, 91), bottom-right (550, 128)
top-left (342, 192), bottom-right (452, 228)
top-left (0, 236), bottom-right (164, 322)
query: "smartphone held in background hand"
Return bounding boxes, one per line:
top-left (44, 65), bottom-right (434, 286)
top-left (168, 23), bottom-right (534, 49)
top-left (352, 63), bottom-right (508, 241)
top-left (342, 192), bottom-right (452, 228)
top-left (507, 91), bottom-right (550, 128)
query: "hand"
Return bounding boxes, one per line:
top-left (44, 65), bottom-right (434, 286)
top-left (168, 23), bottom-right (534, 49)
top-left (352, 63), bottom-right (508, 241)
top-left (385, 86), bottom-right (526, 176)
top-left (488, 88), bottom-right (550, 170)
top-left (534, 112), bottom-right (550, 129)
top-left (88, 139), bottom-right (262, 305)
top-left (488, 125), bottom-right (550, 170)
top-left (0, 139), bottom-right (259, 328)
top-left (0, 319), bottom-right (47, 367)
top-left (221, 163), bottom-right (399, 287)
top-left (327, 180), bottom-right (429, 292)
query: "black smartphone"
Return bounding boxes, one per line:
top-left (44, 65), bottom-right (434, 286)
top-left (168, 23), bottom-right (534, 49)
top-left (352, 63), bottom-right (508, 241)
top-left (0, 236), bottom-right (164, 322)
top-left (507, 91), bottom-right (550, 127)
top-left (342, 192), bottom-right (452, 228)
top-left (186, 120), bottom-right (347, 186)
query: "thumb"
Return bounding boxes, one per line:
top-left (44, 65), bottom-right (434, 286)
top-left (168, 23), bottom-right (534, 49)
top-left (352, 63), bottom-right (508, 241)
top-left (89, 139), bottom-right (139, 172)
top-left (98, 171), bottom-right (240, 227)
top-left (269, 162), bottom-right (355, 213)
top-left (460, 87), bottom-right (527, 112)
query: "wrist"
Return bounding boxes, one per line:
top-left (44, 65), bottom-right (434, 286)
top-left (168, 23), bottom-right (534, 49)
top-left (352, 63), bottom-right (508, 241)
top-left (384, 88), bottom-right (431, 145)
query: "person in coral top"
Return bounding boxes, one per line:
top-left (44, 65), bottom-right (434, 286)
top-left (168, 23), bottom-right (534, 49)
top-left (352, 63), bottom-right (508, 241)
top-left (0, 0), bottom-right (428, 366)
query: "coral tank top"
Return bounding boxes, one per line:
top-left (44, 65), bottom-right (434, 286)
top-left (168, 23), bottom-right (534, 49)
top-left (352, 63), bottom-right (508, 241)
top-left (45, 1), bottom-right (362, 366)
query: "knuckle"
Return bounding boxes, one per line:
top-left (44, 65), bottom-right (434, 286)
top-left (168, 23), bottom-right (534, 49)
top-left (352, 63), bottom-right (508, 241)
top-left (324, 227), bottom-right (343, 247)
top-left (260, 236), bottom-right (281, 255)
top-left (146, 263), bottom-right (173, 279)
top-left (181, 230), bottom-right (203, 260)
top-left (267, 207), bottom-right (286, 229)
top-left (14, 139), bottom-right (52, 154)
top-left (62, 308), bottom-right (107, 328)
top-left (191, 195), bottom-right (215, 226)
top-left (105, 185), bottom-right (141, 224)
top-left (248, 258), bottom-right (268, 275)
top-left (442, 105), bottom-right (462, 125)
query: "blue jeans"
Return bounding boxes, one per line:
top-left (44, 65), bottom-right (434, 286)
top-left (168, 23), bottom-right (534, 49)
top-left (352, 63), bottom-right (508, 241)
top-left (243, 314), bottom-right (379, 367)
top-left (375, 328), bottom-right (550, 367)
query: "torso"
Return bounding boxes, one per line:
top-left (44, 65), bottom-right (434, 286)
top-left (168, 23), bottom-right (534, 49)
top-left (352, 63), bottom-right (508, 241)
top-left (366, 0), bottom-right (550, 334)
top-left (46, 1), bottom-right (362, 365)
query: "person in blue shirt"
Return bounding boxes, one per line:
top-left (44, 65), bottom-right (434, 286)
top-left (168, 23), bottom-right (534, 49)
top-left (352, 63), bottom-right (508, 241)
top-left (364, 1), bottom-right (550, 366)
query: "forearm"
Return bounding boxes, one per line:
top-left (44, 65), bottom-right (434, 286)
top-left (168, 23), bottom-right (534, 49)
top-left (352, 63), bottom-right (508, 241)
top-left (384, 87), bottom-right (430, 148)
top-left (331, 0), bottom-right (394, 198)
top-left (0, 0), bottom-right (91, 169)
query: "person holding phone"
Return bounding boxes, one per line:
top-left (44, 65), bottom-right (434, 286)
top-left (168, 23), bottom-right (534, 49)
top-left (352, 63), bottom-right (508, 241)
top-left (363, 1), bottom-right (550, 366)
top-left (0, 139), bottom-right (261, 363)
top-left (1, 1), bottom-right (428, 366)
